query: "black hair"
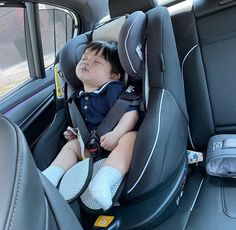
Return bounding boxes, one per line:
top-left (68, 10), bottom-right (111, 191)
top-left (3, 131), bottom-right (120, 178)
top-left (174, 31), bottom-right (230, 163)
top-left (85, 40), bottom-right (124, 77)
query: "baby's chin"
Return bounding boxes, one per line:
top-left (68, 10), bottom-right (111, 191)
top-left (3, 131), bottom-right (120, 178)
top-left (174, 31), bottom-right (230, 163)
top-left (77, 73), bottom-right (89, 81)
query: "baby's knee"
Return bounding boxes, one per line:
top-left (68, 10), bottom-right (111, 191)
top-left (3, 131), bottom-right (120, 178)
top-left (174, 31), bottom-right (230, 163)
top-left (62, 139), bottom-right (80, 152)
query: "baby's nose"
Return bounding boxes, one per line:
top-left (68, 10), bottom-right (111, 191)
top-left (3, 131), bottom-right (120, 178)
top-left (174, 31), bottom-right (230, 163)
top-left (82, 61), bottom-right (89, 66)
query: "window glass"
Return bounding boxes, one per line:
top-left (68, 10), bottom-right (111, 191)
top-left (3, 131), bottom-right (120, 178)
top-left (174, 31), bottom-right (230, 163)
top-left (38, 7), bottom-right (54, 68)
top-left (55, 10), bottom-right (67, 55)
top-left (38, 4), bottom-right (76, 68)
top-left (66, 14), bottom-right (73, 41)
top-left (0, 7), bottom-right (30, 98)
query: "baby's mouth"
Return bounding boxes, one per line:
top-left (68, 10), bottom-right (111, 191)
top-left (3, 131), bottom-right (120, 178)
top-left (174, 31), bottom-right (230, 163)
top-left (81, 67), bottom-right (89, 72)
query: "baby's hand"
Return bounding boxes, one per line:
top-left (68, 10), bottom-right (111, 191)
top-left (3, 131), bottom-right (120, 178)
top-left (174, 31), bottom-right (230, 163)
top-left (100, 131), bottom-right (120, 151)
top-left (64, 127), bottom-right (77, 141)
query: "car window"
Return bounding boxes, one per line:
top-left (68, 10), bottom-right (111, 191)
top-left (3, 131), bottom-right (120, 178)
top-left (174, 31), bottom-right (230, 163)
top-left (0, 3), bottom-right (78, 99)
top-left (38, 4), bottom-right (77, 68)
top-left (0, 7), bottom-right (30, 98)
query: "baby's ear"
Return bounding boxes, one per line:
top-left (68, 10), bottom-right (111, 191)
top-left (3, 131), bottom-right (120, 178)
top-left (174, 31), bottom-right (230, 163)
top-left (111, 73), bottom-right (121, 80)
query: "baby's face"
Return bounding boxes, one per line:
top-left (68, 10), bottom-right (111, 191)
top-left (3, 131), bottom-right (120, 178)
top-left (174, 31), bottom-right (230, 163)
top-left (76, 48), bottom-right (118, 89)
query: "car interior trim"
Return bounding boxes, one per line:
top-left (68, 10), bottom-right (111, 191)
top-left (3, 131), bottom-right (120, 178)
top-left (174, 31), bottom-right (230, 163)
top-left (19, 92), bottom-right (54, 129)
top-left (25, 3), bottom-right (43, 76)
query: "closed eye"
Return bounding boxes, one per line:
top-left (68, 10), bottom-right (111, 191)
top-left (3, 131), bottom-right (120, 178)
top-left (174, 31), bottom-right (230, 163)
top-left (81, 54), bottom-right (87, 61)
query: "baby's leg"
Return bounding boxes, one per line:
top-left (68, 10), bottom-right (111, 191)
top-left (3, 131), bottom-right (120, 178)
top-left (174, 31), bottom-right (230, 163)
top-left (89, 131), bottom-right (137, 210)
top-left (52, 139), bottom-right (82, 171)
top-left (43, 139), bottom-right (82, 186)
top-left (105, 131), bottom-right (137, 174)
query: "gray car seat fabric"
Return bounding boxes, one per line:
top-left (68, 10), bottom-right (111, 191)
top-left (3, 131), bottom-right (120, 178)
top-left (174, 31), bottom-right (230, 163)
top-left (0, 115), bottom-right (82, 230)
top-left (123, 6), bottom-right (188, 199)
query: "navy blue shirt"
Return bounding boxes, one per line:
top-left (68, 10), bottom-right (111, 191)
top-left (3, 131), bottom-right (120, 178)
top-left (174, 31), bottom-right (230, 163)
top-left (75, 81), bottom-right (125, 131)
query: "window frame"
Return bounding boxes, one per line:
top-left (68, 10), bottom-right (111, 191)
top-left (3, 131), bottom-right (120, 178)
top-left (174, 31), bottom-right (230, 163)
top-left (37, 4), bottom-right (79, 69)
top-left (0, 3), bottom-right (33, 100)
top-left (0, 1), bottom-right (80, 99)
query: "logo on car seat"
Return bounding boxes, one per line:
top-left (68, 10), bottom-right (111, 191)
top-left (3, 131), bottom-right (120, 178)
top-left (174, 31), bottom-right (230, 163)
top-left (126, 85), bottom-right (135, 93)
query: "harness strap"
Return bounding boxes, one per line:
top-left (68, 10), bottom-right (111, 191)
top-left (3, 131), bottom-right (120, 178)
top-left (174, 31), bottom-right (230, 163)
top-left (96, 98), bottom-right (131, 137)
top-left (69, 100), bottom-right (90, 143)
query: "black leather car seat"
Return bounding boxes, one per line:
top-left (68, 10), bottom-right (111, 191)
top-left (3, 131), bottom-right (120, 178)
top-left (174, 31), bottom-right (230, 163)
top-left (171, 0), bottom-right (236, 150)
top-left (0, 115), bottom-right (83, 230)
top-left (156, 1), bottom-right (236, 229)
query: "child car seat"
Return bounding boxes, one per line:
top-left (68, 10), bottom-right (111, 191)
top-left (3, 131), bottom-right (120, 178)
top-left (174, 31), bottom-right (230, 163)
top-left (57, 11), bottom-right (146, 210)
top-left (55, 4), bottom-right (189, 227)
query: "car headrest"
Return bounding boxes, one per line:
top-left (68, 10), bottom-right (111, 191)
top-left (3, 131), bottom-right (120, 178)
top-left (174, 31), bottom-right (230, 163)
top-left (93, 16), bottom-right (127, 41)
top-left (59, 11), bottom-right (146, 90)
top-left (109, 0), bottom-right (157, 18)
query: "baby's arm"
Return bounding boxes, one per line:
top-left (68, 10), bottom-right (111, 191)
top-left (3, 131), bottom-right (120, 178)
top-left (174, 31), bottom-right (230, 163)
top-left (113, 110), bottom-right (139, 136)
top-left (100, 110), bottom-right (139, 151)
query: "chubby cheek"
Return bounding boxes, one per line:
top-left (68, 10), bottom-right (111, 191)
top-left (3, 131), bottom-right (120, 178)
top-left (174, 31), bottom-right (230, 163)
top-left (96, 69), bottom-right (112, 80)
top-left (75, 64), bottom-right (82, 79)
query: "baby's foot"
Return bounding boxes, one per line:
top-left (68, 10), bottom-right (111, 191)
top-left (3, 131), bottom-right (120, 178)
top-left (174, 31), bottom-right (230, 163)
top-left (89, 175), bottom-right (112, 210)
top-left (89, 166), bottom-right (123, 210)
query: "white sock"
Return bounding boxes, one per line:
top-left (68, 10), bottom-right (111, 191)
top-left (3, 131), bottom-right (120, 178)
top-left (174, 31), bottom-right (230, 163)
top-left (42, 166), bottom-right (65, 187)
top-left (89, 166), bottom-right (123, 210)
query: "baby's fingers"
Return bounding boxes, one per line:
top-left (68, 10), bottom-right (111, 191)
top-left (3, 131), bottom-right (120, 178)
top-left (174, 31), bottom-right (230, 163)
top-left (100, 138), bottom-right (106, 148)
top-left (100, 134), bottom-right (106, 143)
top-left (65, 130), bottom-right (74, 136)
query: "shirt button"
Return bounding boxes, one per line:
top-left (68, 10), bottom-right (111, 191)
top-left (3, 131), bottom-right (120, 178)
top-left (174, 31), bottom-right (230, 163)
top-left (84, 105), bottom-right (88, 110)
top-left (85, 96), bottom-right (89, 100)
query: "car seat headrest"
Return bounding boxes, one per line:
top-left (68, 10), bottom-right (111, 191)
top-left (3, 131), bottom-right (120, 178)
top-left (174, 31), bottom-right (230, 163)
top-left (109, 0), bottom-right (157, 18)
top-left (59, 11), bottom-right (146, 90)
top-left (118, 11), bottom-right (146, 79)
top-left (93, 16), bottom-right (127, 41)
top-left (59, 33), bottom-right (90, 90)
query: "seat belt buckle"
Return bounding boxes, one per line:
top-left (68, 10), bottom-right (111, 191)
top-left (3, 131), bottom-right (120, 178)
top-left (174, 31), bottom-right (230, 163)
top-left (88, 130), bottom-right (101, 157)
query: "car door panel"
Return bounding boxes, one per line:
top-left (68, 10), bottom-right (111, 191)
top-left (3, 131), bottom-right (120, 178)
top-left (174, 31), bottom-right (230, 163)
top-left (0, 70), bottom-right (56, 147)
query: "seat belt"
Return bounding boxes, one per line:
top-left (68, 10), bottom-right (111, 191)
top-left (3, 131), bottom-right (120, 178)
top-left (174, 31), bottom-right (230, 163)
top-left (68, 100), bottom-right (90, 143)
top-left (96, 99), bottom-right (131, 137)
